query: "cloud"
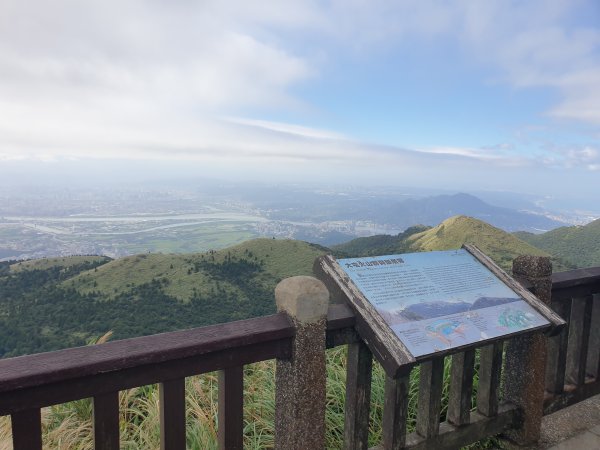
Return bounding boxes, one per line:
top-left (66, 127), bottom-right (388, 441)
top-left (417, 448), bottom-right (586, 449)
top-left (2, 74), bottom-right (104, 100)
top-left (0, 0), bottom-right (598, 179)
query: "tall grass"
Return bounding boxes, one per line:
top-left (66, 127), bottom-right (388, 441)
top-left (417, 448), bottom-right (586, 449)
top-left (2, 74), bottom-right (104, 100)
top-left (0, 347), bottom-right (503, 449)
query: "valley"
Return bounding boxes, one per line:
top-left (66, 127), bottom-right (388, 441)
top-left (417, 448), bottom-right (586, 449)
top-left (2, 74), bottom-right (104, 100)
top-left (1, 181), bottom-right (591, 262)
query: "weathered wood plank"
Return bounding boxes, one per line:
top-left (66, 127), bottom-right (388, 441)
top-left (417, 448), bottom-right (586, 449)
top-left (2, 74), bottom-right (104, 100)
top-left (326, 304), bottom-right (359, 348)
top-left (160, 378), bottom-right (186, 450)
top-left (416, 357), bottom-right (444, 438)
top-left (551, 266), bottom-right (600, 290)
top-left (218, 365), bottom-right (244, 450)
top-left (463, 245), bottom-right (565, 332)
top-left (404, 404), bottom-right (520, 450)
top-left (94, 391), bottom-right (120, 450)
top-left (0, 313), bottom-right (293, 395)
top-left (11, 409), bottom-right (42, 450)
top-left (447, 349), bottom-right (475, 426)
top-left (327, 303), bottom-right (356, 330)
top-left (382, 371), bottom-right (411, 450)
top-left (566, 296), bottom-right (593, 386)
top-left (315, 255), bottom-right (416, 378)
top-left (477, 342), bottom-right (503, 417)
top-left (586, 294), bottom-right (600, 380)
top-left (546, 298), bottom-right (572, 394)
top-left (344, 340), bottom-right (373, 450)
top-left (0, 338), bottom-right (290, 416)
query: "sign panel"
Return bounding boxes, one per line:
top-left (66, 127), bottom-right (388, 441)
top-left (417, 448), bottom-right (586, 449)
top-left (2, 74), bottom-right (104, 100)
top-left (338, 249), bottom-right (550, 358)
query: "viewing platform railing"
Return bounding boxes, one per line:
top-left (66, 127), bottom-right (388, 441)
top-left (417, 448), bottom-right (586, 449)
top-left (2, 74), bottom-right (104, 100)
top-left (0, 261), bottom-right (599, 449)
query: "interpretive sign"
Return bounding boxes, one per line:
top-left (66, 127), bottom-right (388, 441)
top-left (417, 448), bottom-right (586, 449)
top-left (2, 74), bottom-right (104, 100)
top-left (336, 248), bottom-right (551, 359)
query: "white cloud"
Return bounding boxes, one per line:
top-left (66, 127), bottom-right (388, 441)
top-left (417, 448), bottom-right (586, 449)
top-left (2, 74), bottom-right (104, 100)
top-left (0, 0), bottom-right (598, 177)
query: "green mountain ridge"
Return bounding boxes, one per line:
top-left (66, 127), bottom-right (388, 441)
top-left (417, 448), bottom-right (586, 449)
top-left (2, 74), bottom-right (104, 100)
top-left (65, 238), bottom-right (327, 301)
top-left (515, 218), bottom-right (600, 268)
top-left (0, 239), bottom-right (328, 357)
top-left (334, 215), bottom-right (569, 272)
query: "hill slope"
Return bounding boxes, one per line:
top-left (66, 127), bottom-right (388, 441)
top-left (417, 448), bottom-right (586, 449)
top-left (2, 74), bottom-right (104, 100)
top-left (515, 218), bottom-right (600, 268)
top-left (335, 216), bottom-right (560, 272)
top-left (0, 239), bottom-right (328, 357)
top-left (10, 255), bottom-right (111, 272)
top-left (66, 238), bottom-right (327, 301)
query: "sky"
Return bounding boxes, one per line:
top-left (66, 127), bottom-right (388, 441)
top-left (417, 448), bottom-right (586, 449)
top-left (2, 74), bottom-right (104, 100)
top-left (1, 0), bottom-right (599, 203)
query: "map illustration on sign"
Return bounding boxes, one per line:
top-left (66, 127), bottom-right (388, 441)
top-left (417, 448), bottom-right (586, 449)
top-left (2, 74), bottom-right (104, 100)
top-left (338, 249), bottom-right (550, 358)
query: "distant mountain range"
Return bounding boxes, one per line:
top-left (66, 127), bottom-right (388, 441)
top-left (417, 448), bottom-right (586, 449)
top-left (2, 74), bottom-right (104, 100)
top-left (515, 218), bottom-right (600, 268)
top-left (372, 193), bottom-right (566, 233)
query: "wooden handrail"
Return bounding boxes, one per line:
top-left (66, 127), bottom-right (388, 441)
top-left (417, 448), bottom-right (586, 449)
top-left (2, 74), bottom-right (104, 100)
top-left (0, 313), bottom-right (293, 395)
top-left (551, 266), bottom-right (600, 289)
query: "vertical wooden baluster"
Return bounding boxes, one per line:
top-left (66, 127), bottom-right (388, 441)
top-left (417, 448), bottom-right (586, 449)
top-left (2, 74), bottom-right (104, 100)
top-left (94, 391), bottom-right (120, 450)
top-left (218, 365), bottom-right (244, 450)
top-left (546, 298), bottom-right (572, 393)
top-left (160, 378), bottom-right (186, 450)
top-left (566, 296), bottom-right (593, 386)
top-left (477, 342), bottom-right (503, 417)
top-left (11, 409), bottom-right (42, 450)
top-left (383, 371), bottom-right (411, 450)
top-left (416, 357), bottom-right (444, 438)
top-left (447, 349), bottom-right (475, 426)
top-left (586, 293), bottom-right (600, 380)
top-left (344, 340), bottom-right (373, 450)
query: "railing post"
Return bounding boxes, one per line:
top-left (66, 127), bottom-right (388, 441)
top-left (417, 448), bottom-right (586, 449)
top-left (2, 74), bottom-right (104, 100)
top-left (274, 276), bottom-right (329, 450)
top-left (502, 255), bottom-right (552, 445)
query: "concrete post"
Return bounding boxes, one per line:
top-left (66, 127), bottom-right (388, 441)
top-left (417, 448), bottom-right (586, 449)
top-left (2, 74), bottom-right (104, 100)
top-left (274, 276), bottom-right (329, 450)
top-left (503, 255), bottom-right (552, 446)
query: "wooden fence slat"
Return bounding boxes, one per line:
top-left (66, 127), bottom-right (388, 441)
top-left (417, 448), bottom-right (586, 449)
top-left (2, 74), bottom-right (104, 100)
top-left (160, 378), bottom-right (186, 450)
top-left (383, 372), bottom-right (411, 450)
top-left (477, 342), bottom-right (503, 417)
top-left (566, 296), bottom-right (593, 386)
top-left (344, 340), bottom-right (373, 450)
top-left (94, 391), bottom-right (120, 450)
top-left (586, 293), bottom-right (600, 379)
top-left (546, 298), bottom-right (572, 393)
top-left (218, 365), bottom-right (244, 450)
top-left (416, 357), bottom-right (444, 438)
top-left (447, 349), bottom-right (475, 426)
top-left (11, 408), bottom-right (42, 450)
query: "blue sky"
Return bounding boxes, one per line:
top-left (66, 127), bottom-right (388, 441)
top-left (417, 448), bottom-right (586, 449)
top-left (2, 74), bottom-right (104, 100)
top-left (0, 0), bottom-right (599, 202)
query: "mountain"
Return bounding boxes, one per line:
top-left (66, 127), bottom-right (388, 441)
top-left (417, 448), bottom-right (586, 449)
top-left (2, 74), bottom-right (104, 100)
top-left (334, 216), bottom-right (564, 272)
top-left (0, 239), bottom-right (328, 357)
top-left (9, 255), bottom-right (111, 272)
top-left (515, 218), bottom-right (600, 268)
top-left (330, 225), bottom-right (429, 258)
top-left (64, 238), bottom-right (327, 301)
top-left (375, 193), bottom-right (565, 233)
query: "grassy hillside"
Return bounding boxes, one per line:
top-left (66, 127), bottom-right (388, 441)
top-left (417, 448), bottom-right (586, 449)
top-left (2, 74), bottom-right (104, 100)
top-left (333, 225), bottom-right (430, 257)
top-left (10, 255), bottom-right (111, 272)
top-left (66, 239), bottom-right (327, 301)
top-left (1, 239), bottom-right (328, 358)
top-left (335, 216), bottom-right (562, 272)
top-left (515, 218), bottom-right (600, 268)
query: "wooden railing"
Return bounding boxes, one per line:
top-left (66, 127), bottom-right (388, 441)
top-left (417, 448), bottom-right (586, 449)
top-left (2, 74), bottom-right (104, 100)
top-left (543, 266), bottom-right (600, 415)
top-left (0, 263), bottom-right (599, 449)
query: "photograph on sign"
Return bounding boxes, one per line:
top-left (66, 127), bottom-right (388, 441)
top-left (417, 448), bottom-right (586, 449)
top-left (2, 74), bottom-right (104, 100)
top-left (338, 249), bottom-right (550, 358)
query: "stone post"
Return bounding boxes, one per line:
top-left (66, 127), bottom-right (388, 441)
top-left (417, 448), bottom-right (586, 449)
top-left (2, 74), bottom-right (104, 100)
top-left (503, 255), bottom-right (552, 445)
top-left (274, 276), bottom-right (329, 450)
